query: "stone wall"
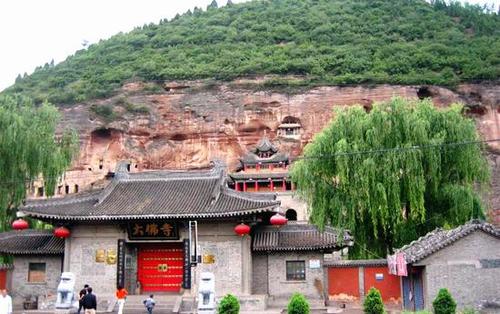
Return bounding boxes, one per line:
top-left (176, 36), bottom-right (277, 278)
top-left (11, 255), bottom-right (62, 308)
top-left (267, 252), bottom-right (325, 300)
top-left (66, 225), bottom-right (125, 299)
top-left (277, 192), bottom-right (308, 222)
top-left (252, 254), bottom-right (268, 294)
top-left (415, 231), bottom-right (500, 310)
top-left (194, 222), bottom-right (251, 297)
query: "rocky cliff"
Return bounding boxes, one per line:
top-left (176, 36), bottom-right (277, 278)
top-left (55, 79), bottom-right (499, 223)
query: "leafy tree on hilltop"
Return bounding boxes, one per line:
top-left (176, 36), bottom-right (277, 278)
top-left (291, 98), bottom-right (489, 258)
top-left (3, 0), bottom-right (499, 105)
top-left (0, 94), bottom-right (77, 235)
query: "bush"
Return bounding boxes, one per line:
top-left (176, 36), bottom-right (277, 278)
top-left (287, 293), bottom-right (310, 314)
top-left (363, 288), bottom-right (385, 314)
top-left (432, 288), bottom-right (457, 314)
top-left (217, 294), bottom-right (239, 314)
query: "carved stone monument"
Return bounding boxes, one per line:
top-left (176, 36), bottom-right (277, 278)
top-left (55, 272), bottom-right (76, 309)
top-left (197, 272), bottom-right (216, 314)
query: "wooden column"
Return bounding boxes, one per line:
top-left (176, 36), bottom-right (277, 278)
top-left (291, 182), bottom-right (295, 191)
top-left (270, 180), bottom-right (274, 191)
top-left (235, 182), bottom-right (240, 191)
top-left (243, 181), bottom-right (247, 192)
top-left (255, 181), bottom-right (259, 192)
top-left (282, 179), bottom-right (287, 191)
top-left (270, 164), bottom-right (274, 171)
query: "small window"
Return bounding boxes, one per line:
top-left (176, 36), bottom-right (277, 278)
top-left (28, 263), bottom-right (46, 283)
top-left (285, 209), bottom-right (297, 221)
top-left (37, 187), bottom-right (44, 197)
top-left (286, 261), bottom-right (305, 281)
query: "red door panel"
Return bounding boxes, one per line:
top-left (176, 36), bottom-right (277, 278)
top-left (138, 244), bottom-right (183, 292)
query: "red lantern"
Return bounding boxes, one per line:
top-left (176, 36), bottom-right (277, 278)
top-left (270, 213), bottom-right (287, 226)
top-left (12, 218), bottom-right (29, 230)
top-left (234, 223), bottom-right (251, 236)
top-left (54, 226), bottom-right (71, 238)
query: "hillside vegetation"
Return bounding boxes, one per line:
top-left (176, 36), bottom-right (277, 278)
top-left (5, 0), bottom-right (499, 105)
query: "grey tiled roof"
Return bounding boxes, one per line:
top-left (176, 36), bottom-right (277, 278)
top-left (251, 137), bottom-right (278, 154)
top-left (398, 219), bottom-right (500, 263)
top-left (252, 223), bottom-right (353, 252)
top-left (324, 259), bottom-right (387, 268)
top-left (0, 264), bottom-right (13, 270)
top-left (0, 230), bottom-right (64, 255)
top-left (240, 152), bottom-right (289, 165)
top-left (21, 163), bottom-right (280, 221)
top-left (229, 172), bottom-right (290, 180)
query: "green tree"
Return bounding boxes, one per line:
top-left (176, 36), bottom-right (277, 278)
top-left (0, 94), bottom-right (77, 234)
top-left (432, 288), bottom-right (457, 314)
top-left (287, 293), bottom-right (310, 314)
top-left (217, 294), bottom-right (240, 314)
top-left (363, 288), bottom-right (385, 314)
top-left (291, 98), bottom-right (489, 258)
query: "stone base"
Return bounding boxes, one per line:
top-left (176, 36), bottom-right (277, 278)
top-left (237, 295), bottom-right (268, 311)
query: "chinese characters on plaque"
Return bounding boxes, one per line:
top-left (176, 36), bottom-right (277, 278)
top-left (127, 221), bottom-right (179, 240)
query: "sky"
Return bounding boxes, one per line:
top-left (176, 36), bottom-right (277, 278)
top-left (0, 0), bottom-right (498, 91)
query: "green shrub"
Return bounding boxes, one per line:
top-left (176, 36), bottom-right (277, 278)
top-left (287, 293), bottom-right (310, 314)
top-left (461, 307), bottom-right (477, 314)
top-left (89, 104), bottom-right (117, 122)
top-left (432, 288), bottom-right (457, 314)
top-left (217, 294), bottom-right (239, 314)
top-left (363, 288), bottom-right (385, 314)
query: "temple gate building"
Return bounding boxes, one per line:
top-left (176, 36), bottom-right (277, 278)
top-left (0, 161), bottom-right (352, 312)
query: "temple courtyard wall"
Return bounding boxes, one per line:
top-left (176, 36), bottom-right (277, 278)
top-left (11, 255), bottom-right (62, 308)
top-left (415, 231), bottom-right (500, 310)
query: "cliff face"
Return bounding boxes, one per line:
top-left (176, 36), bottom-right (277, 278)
top-left (56, 80), bottom-right (500, 223)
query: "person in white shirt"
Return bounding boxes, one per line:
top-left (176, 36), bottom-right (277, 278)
top-left (0, 289), bottom-right (12, 314)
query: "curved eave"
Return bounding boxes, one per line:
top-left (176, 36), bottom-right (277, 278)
top-left (0, 250), bottom-right (63, 255)
top-left (21, 205), bottom-right (278, 221)
top-left (253, 243), bottom-right (351, 252)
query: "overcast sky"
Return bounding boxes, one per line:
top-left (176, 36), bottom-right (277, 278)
top-left (0, 0), bottom-right (498, 91)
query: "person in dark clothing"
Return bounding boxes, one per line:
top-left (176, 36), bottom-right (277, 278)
top-left (81, 287), bottom-right (97, 314)
top-left (77, 284), bottom-right (89, 314)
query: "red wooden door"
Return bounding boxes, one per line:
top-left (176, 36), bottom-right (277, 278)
top-left (137, 244), bottom-right (183, 292)
top-left (0, 270), bottom-right (6, 289)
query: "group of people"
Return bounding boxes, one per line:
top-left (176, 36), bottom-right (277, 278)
top-left (0, 289), bottom-right (12, 314)
top-left (77, 284), bottom-right (97, 314)
top-left (115, 285), bottom-right (156, 314)
top-left (79, 284), bottom-right (155, 314)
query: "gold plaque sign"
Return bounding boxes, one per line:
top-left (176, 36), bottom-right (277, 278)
top-left (107, 249), bottom-right (117, 265)
top-left (202, 254), bottom-right (215, 264)
top-left (96, 249), bottom-right (105, 263)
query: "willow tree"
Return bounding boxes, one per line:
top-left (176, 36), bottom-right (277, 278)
top-left (0, 94), bottom-right (77, 233)
top-left (291, 98), bottom-right (489, 258)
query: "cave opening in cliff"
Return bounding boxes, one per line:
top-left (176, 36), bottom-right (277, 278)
top-left (170, 133), bottom-right (188, 141)
top-left (91, 127), bottom-right (112, 139)
top-left (282, 116), bottom-right (301, 125)
top-left (417, 86), bottom-right (433, 99)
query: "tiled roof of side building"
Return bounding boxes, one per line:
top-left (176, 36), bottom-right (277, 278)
top-left (324, 259), bottom-right (388, 268)
top-left (229, 172), bottom-right (290, 180)
top-left (251, 137), bottom-right (278, 154)
top-left (252, 223), bottom-right (353, 252)
top-left (0, 230), bottom-right (64, 255)
top-left (20, 162), bottom-right (280, 221)
top-left (397, 219), bottom-right (500, 264)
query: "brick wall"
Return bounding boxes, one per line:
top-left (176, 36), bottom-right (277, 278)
top-left (415, 231), bottom-right (500, 310)
top-left (252, 253), bottom-right (268, 294)
top-left (267, 252), bottom-right (325, 300)
top-left (11, 255), bottom-right (62, 308)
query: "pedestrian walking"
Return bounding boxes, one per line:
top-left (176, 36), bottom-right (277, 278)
top-left (0, 289), bottom-right (12, 314)
top-left (77, 284), bottom-right (89, 314)
top-left (143, 294), bottom-right (155, 314)
top-left (115, 285), bottom-right (128, 314)
top-left (81, 287), bottom-right (97, 314)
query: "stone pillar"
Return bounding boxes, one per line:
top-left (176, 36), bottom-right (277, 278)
top-left (241, 235), bottom-right (252, 295)
top-left (255, 181), bottom-right (259, 192)
top-left (358, 267), bottom-right (365, 299)
top-left (63, 237), bottom-right (71, 272)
